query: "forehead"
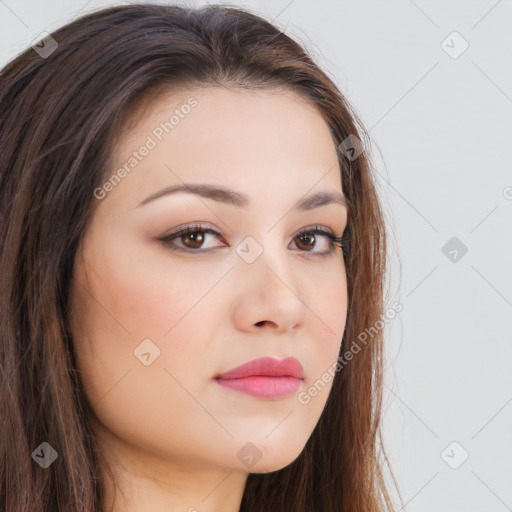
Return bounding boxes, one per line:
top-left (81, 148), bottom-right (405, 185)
top-left (106, 85), bottom-right (343, 212)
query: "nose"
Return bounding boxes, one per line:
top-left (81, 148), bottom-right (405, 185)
top-left (232, 249), bottom-right (306, 334)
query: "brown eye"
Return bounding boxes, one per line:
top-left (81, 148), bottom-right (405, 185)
top-left (294, 232), bottom-right (316, 251)
top-left (160, 223), bottom-right (341, 257)
top-left (180, 230), bottom-right (205, 249)
top-left (160, 225), bottom-right (224, 253)
top-left (289, 227), bottom-right (343, 257)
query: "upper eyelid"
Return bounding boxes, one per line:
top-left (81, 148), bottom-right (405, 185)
top-left (163, 223), bottom-right (340, 240)
top-left (159, 224), bottom-right (344, 257)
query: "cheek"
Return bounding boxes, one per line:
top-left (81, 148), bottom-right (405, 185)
top-left (70, 234), bottom-right (228, 393)
top-left (301, 267), bottom-right (348, 383)
top-left (314, 264), bottom-right (348, 335)
top-left (79, 235), bottom-right (215, 339)
top-left (69, 251), bottom-right (218, 455)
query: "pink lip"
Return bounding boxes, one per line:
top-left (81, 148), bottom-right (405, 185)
top-left (214, 357), bottom-right (304, 399)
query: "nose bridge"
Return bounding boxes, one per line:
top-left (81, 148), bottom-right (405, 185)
top-left (228, 219), bottom-right (312, 333)
top-left (235, 229), bottom-right (302, 304)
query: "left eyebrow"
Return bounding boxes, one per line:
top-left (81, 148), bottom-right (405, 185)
top-left (136, 183), bottom-right (349, 211)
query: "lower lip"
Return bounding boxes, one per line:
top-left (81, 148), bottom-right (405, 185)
top-left (215, 376), bottom-right (302, 399)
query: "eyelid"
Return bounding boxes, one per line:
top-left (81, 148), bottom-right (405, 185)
top-left (159, 222), bottom-right (346, 255)
top-left (162, 222), bottom-right (342, 239)
top-left (162, 222), bottom-right (221, 239)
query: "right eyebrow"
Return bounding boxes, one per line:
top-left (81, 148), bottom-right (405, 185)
top-left (136, 183), bottom-right (349, 212)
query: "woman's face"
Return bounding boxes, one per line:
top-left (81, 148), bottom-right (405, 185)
top-left (69, 85), bottom-right (348, 476)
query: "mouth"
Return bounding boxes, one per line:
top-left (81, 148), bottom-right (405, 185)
top-left (214, 356), bottom-right (304, 399)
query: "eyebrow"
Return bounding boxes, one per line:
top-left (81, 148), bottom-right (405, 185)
top-left (136, 183), bottom-right (349, 211)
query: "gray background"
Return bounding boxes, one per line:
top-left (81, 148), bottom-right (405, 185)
top-left (1, 1), bottom-right (511, 510)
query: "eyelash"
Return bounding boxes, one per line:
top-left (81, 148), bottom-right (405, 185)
top-left (158, 223), bottom-right (346, 258)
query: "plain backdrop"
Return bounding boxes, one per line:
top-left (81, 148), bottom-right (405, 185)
top-left (1, 1), bottom-right (511, 511)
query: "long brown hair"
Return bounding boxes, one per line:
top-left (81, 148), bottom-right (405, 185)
top-left (0, 3), bottom-right (401, 511)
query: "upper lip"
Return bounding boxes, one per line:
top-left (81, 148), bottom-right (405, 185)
top-left (215, 357), bottom-right (304, 380)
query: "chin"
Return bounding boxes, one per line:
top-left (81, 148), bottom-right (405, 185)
top-left (249, 456), bottom-right (301, 474)
top-left (244, 443), bottom-right (305, 474)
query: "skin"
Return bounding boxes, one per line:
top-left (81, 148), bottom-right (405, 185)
top-left (69, 85), bottom-right (349, 512)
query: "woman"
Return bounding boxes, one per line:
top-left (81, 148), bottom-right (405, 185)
top-left (0, 3), bottom-right (401, 511)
